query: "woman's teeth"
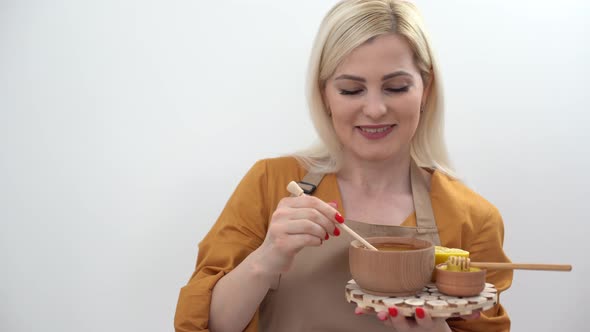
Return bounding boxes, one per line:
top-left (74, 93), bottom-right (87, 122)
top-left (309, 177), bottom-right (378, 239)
top-left (360, 126), bottom-right (391, 133)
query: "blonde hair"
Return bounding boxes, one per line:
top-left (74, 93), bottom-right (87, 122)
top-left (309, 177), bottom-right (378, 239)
top-left (293, 0), bottom-right (455, 177)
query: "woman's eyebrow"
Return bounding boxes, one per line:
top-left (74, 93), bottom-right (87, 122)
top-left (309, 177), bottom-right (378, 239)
top-left (334, 70), bottom-right (412, 82)
top-left (382, 71), bottom-right (412, 81)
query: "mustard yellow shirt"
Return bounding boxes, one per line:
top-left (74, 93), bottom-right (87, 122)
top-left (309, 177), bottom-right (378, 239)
top-left (174, 157), bottom-right (513, 331)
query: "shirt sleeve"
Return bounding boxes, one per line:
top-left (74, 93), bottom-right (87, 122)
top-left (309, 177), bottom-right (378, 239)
top-left (447, 205), bottom-right (513, 332)
top-left (174, 160), bottom-right (270, 332)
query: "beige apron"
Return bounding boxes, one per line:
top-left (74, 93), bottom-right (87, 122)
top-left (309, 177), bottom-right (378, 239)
top-left (259, 161), bottom-right (441, 331)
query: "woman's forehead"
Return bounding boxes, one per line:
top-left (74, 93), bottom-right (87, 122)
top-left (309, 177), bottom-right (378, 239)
top-left (332, 34), bottom-right (419, 79)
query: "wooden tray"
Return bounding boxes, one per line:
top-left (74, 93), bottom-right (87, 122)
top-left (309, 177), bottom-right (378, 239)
top-left (345, 279), bottom-right (498, 318)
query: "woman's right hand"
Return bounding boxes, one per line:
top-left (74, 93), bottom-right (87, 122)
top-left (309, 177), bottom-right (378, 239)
top-left (254, 195), bottom-right (344, 278)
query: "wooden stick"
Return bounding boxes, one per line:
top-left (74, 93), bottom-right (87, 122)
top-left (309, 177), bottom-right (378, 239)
top-left (337, 223), bottom-right (378, 251)
top-left (286, 181), bottom-right (305, 197)
top-left (470, 262), bottom-right (572, 271)
top-left (286, 181), bottom-right (378, 251)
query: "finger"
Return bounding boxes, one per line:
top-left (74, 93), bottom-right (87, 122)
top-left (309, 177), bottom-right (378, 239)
top-left (383, 318), bottom-right (393, 327)
top-left (377, 311), bottom-right (389, 322)
top-left (286, 207), bottom-right (340, 237)
top-left (284, 233), bottom-right (323, 252)
top-left (283, 219), bottom-right (326, 240)
top-left (354, 306), bottom-right (372, 315)
top-left (414, 307), bottom-right (434, 329)
top-left (387, 307), bottom-right (413, 331)
top-left (375, 310), bottom-right (389, 322)
top-left (384, 306), bottom-right (398, 326)
top-left (285, 195), bottom-right (344, 226)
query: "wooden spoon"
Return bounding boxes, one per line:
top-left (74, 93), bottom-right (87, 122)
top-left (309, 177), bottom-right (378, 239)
top-left (447, 256), bottom-right (572, 271)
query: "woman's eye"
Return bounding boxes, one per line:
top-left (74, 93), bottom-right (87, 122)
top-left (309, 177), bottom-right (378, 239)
top-left (386, 86), bottom-right (410, 93)
top-left (339, 89), bottom-right (363, 95)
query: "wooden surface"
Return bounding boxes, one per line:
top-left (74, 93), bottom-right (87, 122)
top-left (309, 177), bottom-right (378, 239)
top-left (345, 279), bottom-right (498, 318)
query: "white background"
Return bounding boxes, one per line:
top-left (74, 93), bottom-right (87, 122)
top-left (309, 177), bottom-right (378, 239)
top-left (1, 0), bottom-right (588, 331)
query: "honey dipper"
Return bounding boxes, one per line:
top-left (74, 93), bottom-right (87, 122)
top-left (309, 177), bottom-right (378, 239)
top-left (286, 181), bottom-right (378, 251)
top-left (446, 256), bottom-right (572, 272)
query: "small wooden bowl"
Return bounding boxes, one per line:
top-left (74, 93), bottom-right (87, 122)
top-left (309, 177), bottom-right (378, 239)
top-left (349, 237), bottom-right (434, 296)
top-left (435, 263), bottom-right (486, 297)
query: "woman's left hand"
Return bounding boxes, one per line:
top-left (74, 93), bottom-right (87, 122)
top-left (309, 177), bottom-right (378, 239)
top-left (354, 305), bottom-right (480, 331)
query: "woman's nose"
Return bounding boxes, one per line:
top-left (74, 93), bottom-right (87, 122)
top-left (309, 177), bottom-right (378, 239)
top-left (362, 92), bottom-right (387, 119)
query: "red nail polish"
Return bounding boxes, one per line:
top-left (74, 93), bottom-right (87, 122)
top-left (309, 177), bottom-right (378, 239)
top-left (333, 227), bottom-right (340, 236)
top-left (388, 307), bottom-right (398, 317)
top-left (355, 310), bottom-right (363, 315)
top-left (415, 307), bottom-right (425, 319)
top-left (378, 312), bottom-right (388, 321)
top-left (325, 233), bottom-right (329, 240)
top-left (335, 213), bottom-right (345, 223)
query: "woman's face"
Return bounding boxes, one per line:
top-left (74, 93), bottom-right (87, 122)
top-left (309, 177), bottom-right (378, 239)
top-left (323, 33), bottom-right (427, 164)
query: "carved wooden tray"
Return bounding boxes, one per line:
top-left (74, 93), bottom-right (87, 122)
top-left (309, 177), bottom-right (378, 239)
top-left (345, 279), bottom-right (498, 318)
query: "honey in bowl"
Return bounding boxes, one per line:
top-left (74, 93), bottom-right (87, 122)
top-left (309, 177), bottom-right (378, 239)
top-left (374, 243), bottom-right (419, 252)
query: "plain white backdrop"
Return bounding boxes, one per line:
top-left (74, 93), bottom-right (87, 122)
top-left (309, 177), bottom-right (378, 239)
top-left (1, 0), bottom-right (588, 331)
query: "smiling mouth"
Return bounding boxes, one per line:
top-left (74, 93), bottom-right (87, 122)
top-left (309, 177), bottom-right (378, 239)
top-left (357, 125), bottom-right (395, 133)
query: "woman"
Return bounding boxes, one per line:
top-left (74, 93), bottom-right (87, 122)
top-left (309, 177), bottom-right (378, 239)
top-left (175, 1), bottom-right (512, 331)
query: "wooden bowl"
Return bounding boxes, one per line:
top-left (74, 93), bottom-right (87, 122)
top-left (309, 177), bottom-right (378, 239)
top-left (349, 237), bottom-right (435, 296)
top-left (435, 263), bottom-right (486, 297)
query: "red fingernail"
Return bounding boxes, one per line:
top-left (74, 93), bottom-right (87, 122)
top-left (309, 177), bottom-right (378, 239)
top-left (377, 312), bottom-right (388, 321)
top-left (333, 227), bottom-right (340, 236)
top-left (388, 307), bottom-right (398, 317)
top-left (325, 233), bottom-right (329, 240)
top-left (415, 307), bottom-right (425, 319)
top-left (335, 213), bottom-right (344, 223)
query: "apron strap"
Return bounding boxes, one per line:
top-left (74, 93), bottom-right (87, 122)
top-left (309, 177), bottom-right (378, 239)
top-left (298, 172), bottom-right (324, 195)
top-left (410, 159), bottom-right (441, 245)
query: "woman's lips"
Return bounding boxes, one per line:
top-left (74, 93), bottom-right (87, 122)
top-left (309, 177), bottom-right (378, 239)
top-left (356, 125), bottom-right (395, 140)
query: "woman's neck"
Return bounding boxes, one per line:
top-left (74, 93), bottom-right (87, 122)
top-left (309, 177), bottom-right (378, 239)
top-left (337, 153), bottom-right (412, 197)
